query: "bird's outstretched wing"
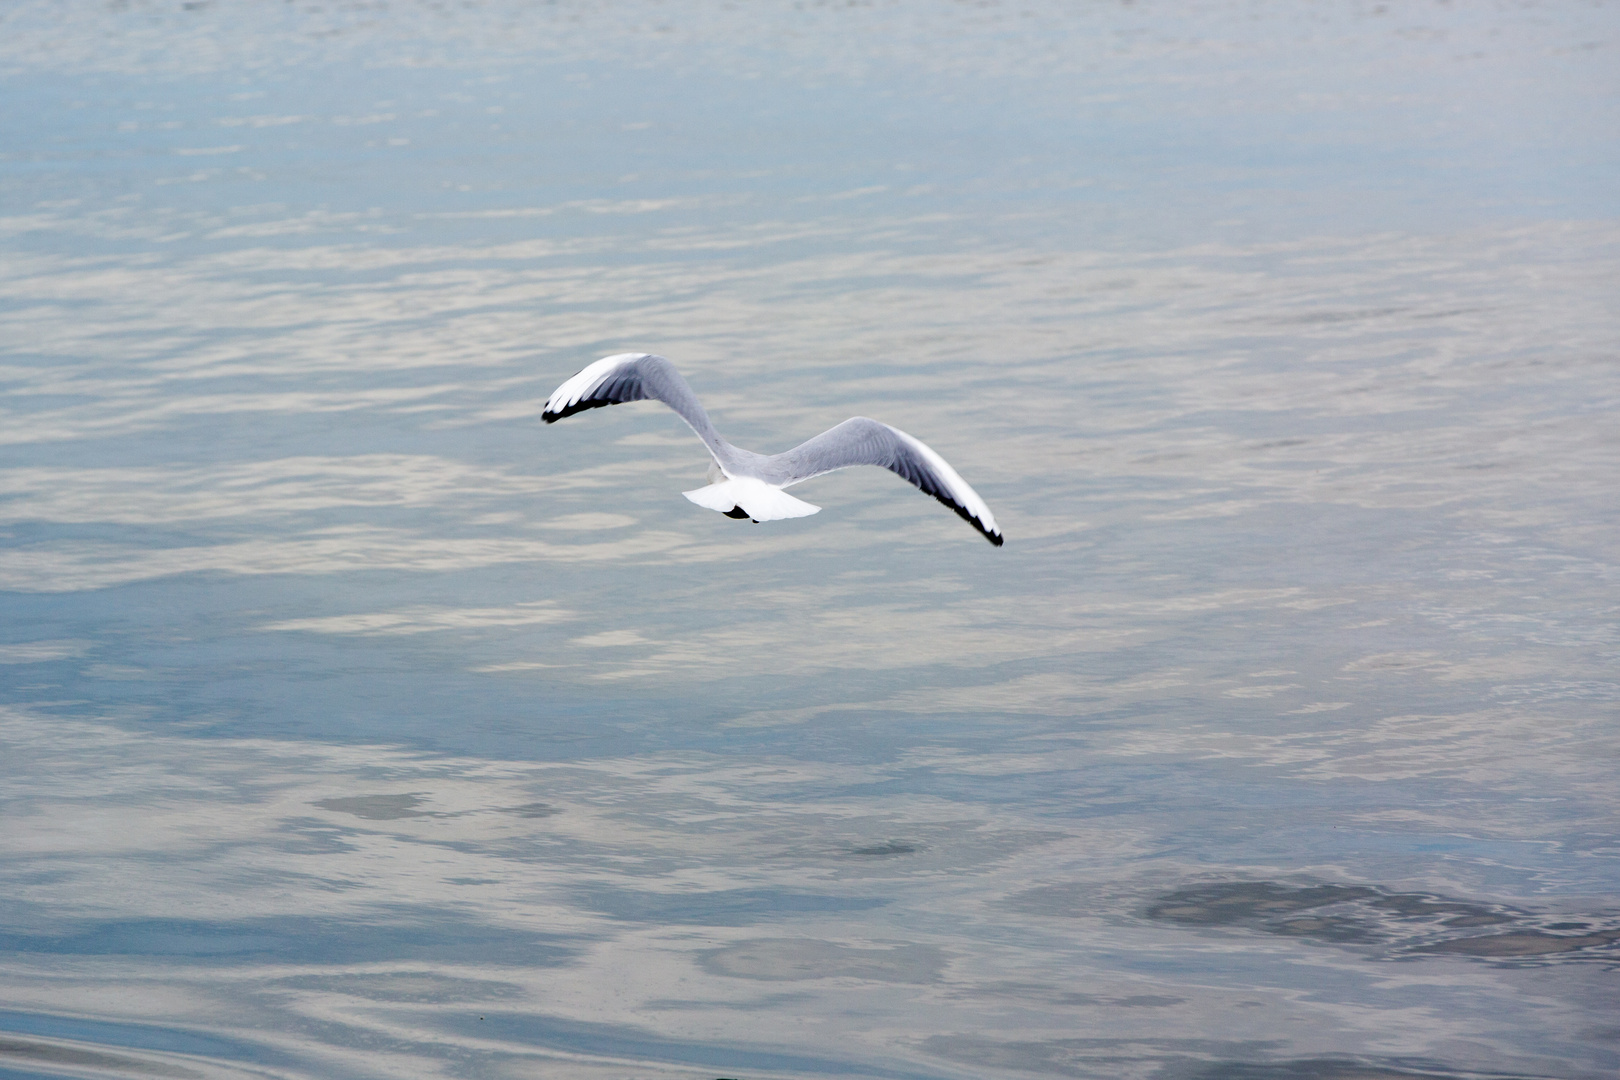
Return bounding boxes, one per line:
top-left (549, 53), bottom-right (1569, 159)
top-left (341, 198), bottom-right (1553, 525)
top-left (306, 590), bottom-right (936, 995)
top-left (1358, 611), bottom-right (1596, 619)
top-left (766, 417), bottom-right (1003, 546)
top-left (543, 353), bottom-right (728, 462)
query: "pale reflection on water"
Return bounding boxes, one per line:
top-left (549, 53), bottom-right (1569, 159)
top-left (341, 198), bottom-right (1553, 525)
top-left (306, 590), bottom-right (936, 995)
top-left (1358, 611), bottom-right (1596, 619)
top-left (2, 1), bottom-right (1618, 1079)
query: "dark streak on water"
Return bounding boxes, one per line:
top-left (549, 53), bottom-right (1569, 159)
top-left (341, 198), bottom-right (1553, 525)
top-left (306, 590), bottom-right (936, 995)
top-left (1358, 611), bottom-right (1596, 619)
top-left (1133, 880), bottom-right (1620, 962)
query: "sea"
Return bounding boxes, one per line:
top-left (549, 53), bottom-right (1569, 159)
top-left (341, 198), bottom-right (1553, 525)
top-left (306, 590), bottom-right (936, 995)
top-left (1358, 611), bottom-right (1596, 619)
top-left (1, 2), bottom-right (1618, 1078)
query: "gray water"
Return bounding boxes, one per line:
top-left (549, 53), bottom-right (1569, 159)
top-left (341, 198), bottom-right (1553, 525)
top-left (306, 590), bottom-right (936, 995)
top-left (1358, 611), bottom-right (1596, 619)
top-left (2, 2), bottom-right (1618, 1078)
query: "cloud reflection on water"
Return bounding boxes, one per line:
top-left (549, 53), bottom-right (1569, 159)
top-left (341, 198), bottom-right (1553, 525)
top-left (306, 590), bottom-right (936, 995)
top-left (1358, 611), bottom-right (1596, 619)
top-left (5, 708), bottom-right (1615, 1080)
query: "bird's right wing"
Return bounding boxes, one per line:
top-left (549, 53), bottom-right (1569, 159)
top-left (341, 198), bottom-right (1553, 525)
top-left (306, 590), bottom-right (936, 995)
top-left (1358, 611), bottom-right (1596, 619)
top-left (770, 417), bottom-right (1003, 546)
top-left (543, 353), bottom-right (729, 462)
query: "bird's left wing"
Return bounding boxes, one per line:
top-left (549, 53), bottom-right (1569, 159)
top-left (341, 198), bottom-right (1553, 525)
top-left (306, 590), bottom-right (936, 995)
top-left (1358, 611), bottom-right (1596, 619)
top-left (767, 417), bottom-right (1003, 546)
top-left (543, 353), bottom-right (729, 462)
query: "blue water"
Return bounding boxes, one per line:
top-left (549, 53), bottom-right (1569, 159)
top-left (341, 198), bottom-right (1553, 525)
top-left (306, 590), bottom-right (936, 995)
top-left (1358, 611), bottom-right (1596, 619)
top-left (2, 2), bottom-right (1618, 1078)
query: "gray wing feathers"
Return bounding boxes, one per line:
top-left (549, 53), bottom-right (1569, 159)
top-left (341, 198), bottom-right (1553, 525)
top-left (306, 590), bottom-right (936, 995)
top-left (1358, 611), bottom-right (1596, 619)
top-left (768, 417), bottom-right (1003, 546)
top-left (542, 353), bottom-right (729, 461)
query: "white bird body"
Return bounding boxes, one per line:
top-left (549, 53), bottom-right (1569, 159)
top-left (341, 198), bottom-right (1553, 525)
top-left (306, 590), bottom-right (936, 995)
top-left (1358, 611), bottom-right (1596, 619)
top-left (543, 353), bottom-right (1002, 545)
top-left (681, 474), bottom-right (822, 521)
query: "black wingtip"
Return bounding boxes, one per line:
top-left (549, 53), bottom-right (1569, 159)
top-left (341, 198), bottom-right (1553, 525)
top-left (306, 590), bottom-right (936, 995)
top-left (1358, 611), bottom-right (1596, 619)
top-left (542, 398), bottom-right (615, 424)
top-left (926, 488), bottom-right (1003, 546)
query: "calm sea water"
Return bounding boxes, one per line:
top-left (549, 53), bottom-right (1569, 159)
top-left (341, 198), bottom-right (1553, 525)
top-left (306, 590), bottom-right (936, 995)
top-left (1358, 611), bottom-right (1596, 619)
top-left (2, 2), bottom-right (1618, 1078)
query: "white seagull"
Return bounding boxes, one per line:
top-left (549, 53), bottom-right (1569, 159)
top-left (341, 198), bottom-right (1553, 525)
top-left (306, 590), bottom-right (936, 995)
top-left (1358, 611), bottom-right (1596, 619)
top-left (543, 353), bottom-right (1003, 546)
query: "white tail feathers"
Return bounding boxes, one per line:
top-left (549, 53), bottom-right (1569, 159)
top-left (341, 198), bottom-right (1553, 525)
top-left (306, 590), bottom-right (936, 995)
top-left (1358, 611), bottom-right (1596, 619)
top-left (683, 476), bottom-right (820, 521)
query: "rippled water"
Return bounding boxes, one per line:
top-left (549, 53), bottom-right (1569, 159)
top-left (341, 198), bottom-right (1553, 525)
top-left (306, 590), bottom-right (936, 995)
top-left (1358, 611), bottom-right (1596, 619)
top-left (2, 2), bottom-right (1618, 1078)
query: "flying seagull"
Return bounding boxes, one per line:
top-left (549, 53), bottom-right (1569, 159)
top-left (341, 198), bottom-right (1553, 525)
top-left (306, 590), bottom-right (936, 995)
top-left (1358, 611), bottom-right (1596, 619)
top-left (543, 353), bottom-right (1002, 545)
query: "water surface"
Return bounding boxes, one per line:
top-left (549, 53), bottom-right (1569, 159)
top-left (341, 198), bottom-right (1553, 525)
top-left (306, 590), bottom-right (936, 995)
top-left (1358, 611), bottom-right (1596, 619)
top-left (2, 2), bottom-right (1618, 1078)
